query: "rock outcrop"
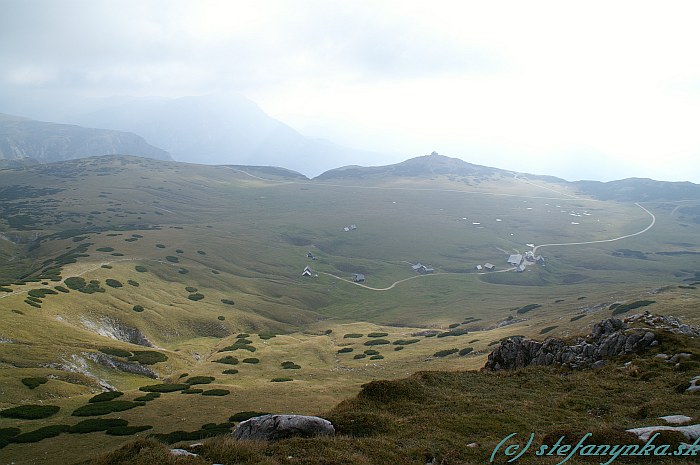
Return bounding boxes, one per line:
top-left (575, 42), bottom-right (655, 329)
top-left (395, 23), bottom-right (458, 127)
top-left (483, 315), bottom-right (676, 371)
top-left (232, 414), bottom-right (335, 441)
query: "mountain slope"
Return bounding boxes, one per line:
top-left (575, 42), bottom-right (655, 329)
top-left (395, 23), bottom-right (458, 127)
top-left (67, 94), bottom-right (398, 177)
top-left (0, 114), bottom-right (171, 163)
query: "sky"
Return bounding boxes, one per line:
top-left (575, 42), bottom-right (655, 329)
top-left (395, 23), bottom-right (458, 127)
top-left (1, 0), bottom-right (700, 182)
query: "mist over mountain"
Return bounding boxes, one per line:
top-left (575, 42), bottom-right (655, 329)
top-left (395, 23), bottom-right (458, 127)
top-left (0, 113), bottom-right (170, 164)
top-left (61, 93), bottom-right (399, 177)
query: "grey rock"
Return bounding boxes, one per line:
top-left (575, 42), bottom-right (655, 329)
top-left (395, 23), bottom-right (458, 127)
top-left (669, 353), bottom-right (692, 363)
top-left (233, 414), bottom-right (335, 441)
top-left (659, 415), bottom-right (692, 425)
top-left (170, 449), bottom-right (197, 457)
top-left (591, 360), bottom-right (607, 369)
top-left (627, 424), bottom-right (700, 441)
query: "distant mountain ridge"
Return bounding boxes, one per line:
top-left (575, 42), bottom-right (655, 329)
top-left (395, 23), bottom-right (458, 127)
top-left (0, 113), bottom-right (171, 163)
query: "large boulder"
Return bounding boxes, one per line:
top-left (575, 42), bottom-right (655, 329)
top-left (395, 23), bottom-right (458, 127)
top-left (232, 414), bottom-right (335, 441)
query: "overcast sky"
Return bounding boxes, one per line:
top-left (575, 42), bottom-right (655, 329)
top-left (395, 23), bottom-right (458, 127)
top-left (2, 0), bottom-right (700, 182)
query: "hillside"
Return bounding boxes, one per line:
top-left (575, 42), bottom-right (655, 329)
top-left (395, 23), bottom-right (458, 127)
top-left (0, 154), bottom-right (699, 464)
top-left (0, 113), bottom-right (171, 164)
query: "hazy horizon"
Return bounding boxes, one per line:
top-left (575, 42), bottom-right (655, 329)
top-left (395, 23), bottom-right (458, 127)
top-left (2, 1), bottom-right (700, 182)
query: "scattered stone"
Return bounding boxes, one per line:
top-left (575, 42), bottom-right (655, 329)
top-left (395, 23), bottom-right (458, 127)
top-left (232, 414), bottom-right (335, 441)
top-left (626, 424), bottom-right (700, 442)
top-left (625, 312), bottom-right (700, 336)
top-left (170, 448), bottom-right (198, 457)
top-left (655, 354), bottom-right (669, 360)
top-left (669, 353), bottom-right (692, 363)
top-left (466, 442), bottom-right (480, 448)
top-left (659, 415), bottom-right (693, 425)
top-left (591, 360), bottom-right (607, 369)
top-left (687, 376), bottom-right (700, 393)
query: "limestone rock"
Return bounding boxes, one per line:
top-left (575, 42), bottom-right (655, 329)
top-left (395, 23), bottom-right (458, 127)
top-left (659, 415), bottom-right (693, 425)
top-left (627, 424), bottom-right (700, 441)
top-left (232, 414), bottom-right (335, 441)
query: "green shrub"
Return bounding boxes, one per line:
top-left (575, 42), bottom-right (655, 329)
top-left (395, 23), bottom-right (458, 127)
top-left (0, 427), bottom-right (20, 441)
top-left (181, 388), bottom-right (203, 394)
top-left (221, 299), bottom-right (235, 305)
top-left (215, 356), bottom-right (239, 365)
top-left (54, 285), bottom-right (69, 293)
top-left (176, 249), bottom-right (184, 254)
top-left (105, 279), bottom-right (123, 288)
top-left (72, 401), bottom-right (145, 416)
top-left (127, 279), bottom-right (139, 287)
top-left (393, 339), bottom-right (420, 345)
top-left (69, 418), bottom-right (128, 434)
top-left (433, 348), bottom-right (459, 357)
top-left (27, 288), bottom-right (57, 298)
top-left (610, 300), bottom-right (656, 316)
top-left (101, 264), bottom-right (113, 269)
top-left (459, 347), bottom-right (474, 356)
top-left (236, 333), bottom-right (250, 338)
top-left (155, 244), bottom-right (166, 248)
top-left (24, 300), bottom-right (41, 308)
top-left (271, 378), bottom-right (293, 382)
top-left (363, 350), bottom-right (379, 356)
top-left (540, 325), bottom-right (558, 334)
top-left (21, 377), bottom-right (48, 389)
top-left (222, 369), bottom-right (239, 375)
top-left (132, 305), bottom-right (144, 312)
top-left (258, 332), bottom-right (276, 340)
top-left (165, 256), bottom-right (179, 263)
top-left (201, 389), bottom-right (229, 396)
top-left (242, 358), bottom-right (259, 364)
top-left (128, 351), bottom-right (167, 365)
top-left (185, 286), bottom-right (198, 292)
top-left (65, 277), bottom-right (87, 290)
top-left (437, 328), bottom-right (470, 338)
top-left (96, 247), bottom-right (115, 252)
top-left (0, 404), bottom-right (59, 419)
top-left (364, 339), bottom-right (390, 346)
top-left (133, 392), bottom-right (160, 402)
top-left (337, 347), bottom-right (354, 353)
top-left (138, 384), bottom-right (188, 393)
top-left (217, 315), bottom-right (225, 321)
top-left (369, 355), bottom-right (384, 360)
top-left (9, 424), bottom-right (69, 443)
top-left (111, 252), bottom-right (124, 256)
top-left (343, 333), bottom-right (363, 338)
top-left (105, 425), bottom-right (152, 436)
top-left (179, 373), bottom-right (189, 378)
top-left (0, 286), bottom-right (13, 293)
top-left (197, 250), bottom-right (206, 255)
top-left (185, 376), bottom-right (215, 385)
top-left (448, 323), bottom-right (460, 329)
top-left (88, 391), bottom-right (124, 403)
top-left (353, 354), bottom-right (367, 359)
top-left (394, 346), bottom-right (404, 351)
top-left (516, 303), bottom-right (542, 314)
top-left (367, 332), bottom-right (389, 338)
top-left (178, 268), bottom-right (189, 274)
top-left (135, 265), bottom-right (147, 272)
top-left (187, 293), bottom-right (204, 301)
top-left (99, 347), bottom-right (132, 358)
top-left (218, 344), bottom-right (255, 352)
top-left (281, 361), bottom-right (301, 369)
top-left (26, 296), bottom-right (42, 303)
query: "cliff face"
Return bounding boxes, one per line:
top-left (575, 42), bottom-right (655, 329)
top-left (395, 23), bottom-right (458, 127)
top-left (0, 113), bottom-right (171, 163)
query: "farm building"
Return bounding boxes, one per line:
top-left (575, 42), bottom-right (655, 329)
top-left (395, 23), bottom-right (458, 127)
top-left (352, 274), bottom-right (365, 282)
top-left (507, 254), bottom-right (523, 266)
top-left (302, 266), bottom-right (314, 277)
top-left (484, 263), bottom-right (495, 271)
top-left (411, 263), bottom-right (434, 274)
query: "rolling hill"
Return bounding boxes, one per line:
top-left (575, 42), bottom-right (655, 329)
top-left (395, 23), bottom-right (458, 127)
top-left (0, 154), bottom-right (698, 464)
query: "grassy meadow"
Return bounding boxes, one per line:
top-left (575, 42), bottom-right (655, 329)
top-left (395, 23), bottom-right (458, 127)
top-left (0, 155), bottom-right (699, 463)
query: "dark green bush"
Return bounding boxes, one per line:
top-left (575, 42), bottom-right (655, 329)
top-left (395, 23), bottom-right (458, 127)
top-left (128, 351), bottom-right (167, 365)
top-left (27, 288), bottom-right (57, 298)
top-left (281, 361), bottom-right (301, 369)
top-left (21, 377), bottom-right (48, 389)
top-left (26, 296), bottom-right (42, 303)
top-left (88, 391), bottom-right (124, 403)
top-left (64, 276), bottom-right (87, 290)
top-left (187, 293), bottom-right (204, 301)
top-left (367, 332), bottom-right (389, 338)
top-left (111, 252), bottom-right (124, 256)
top-left (343, 333), bottom-right (363, 338)
top-left (394, 346), bottom-right (404, 351)
top-left (218, 343), bottom-right (255, 352)
top-left (433, 348), bottom-right (459, 357)
top-left (201, 389), bottom-right (230, 396)
top-left (165, 256), bottom-right (179, 263)
top-left (138, 384), bottom-right (188, 393)
top-left (9, 424), bottom-right (69, 443)
top-left (0, 404), bottom-right (59, 419)
top-left (134, 265), bottom-right (147, 272)
top-left (369, 355), bottom-right (384, 360)
top-left (197, 250), bottom-right (206, 255)
top-left (185, 376), bottom-right (215, 385)
top-left (364, 339), bottom-right (390, 346)
top-left (516, 304), bottom-right (542, 314)
top-left (353, 354), bottom-right (367, 359)
top-left (101, 264), bottom-right (113, 269)
top-left (393, 339), bottom-right (420, 345)
top-left (459, 347), bottom-right (474, 356)
top-left (105, 425), bottom-right (152, 436)
top-left (24, 300), bottom-right (41, 308)
top-left (132, 305), bottom-right (144, 312)
top-left (217, 315), bottom-right (225, 321)
top-left (337, 347), bottom-right (354, 353)
top-left (448, 323), bottom-right (460, 329)
top-left (105, 279), bottom-right (123, 288)
top-left (229, 411), bottom-right (271, 422)
top-left (127, 279), bottom-right (139, 287)
top-left (436, 328), bottom-right (470, 338)
top-left (242, 358), bottom-right (260, 364)
top-left (185, 286), bottom-right (198, 292)
top-left (99, 347), bottom-right (132, 358)
top-left (72, 401), bottom-right (145, 416)
top-left (178, 268), bottom-right (189, 275)
top-left (176, 249), bottom-right (184, 254)
top-left (69, 418), bottom-right (128, 434)
top-left (156, 244), bottom-right (166, 248)
top-left (236, 333), bottom-right (250, 338)
top-left (258, 332), bottom-right (276, 340)
top-left (96, 247), bottom-right (114, 252)
top-left (221, 299), bottom-right (235, 305)
top-left (54, 285), bottom-right (69, 293)
top-left (222, 369), bottom-right (239, 375)
top-left (363, 350), bottom-right (379, 356)
top-left (540, 326), bottom-right (558, 334)
top-left (215, 356), bottom-right (239, 365)
top-left (133, 392), bottom-right (161, 402)
top-left (271, 378), bottom-right (293, 383)
top-left (610, 300), bottom-right (656, 316)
